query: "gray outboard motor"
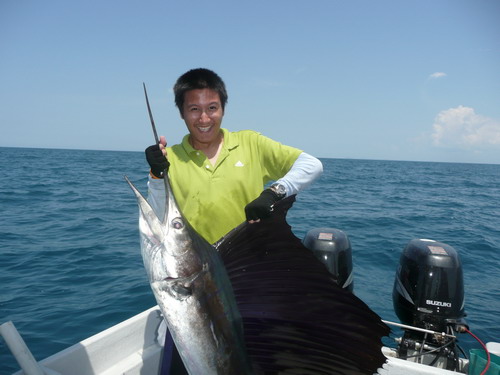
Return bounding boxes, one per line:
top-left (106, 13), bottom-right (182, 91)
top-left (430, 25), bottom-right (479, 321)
top-left (392, 239), bottom-right (468, 371)
top-left (302, 228), bottom-right (353, 292)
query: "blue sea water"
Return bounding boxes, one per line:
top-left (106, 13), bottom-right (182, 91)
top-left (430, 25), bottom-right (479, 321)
top-left (1, 147), bottom-right (499, 373)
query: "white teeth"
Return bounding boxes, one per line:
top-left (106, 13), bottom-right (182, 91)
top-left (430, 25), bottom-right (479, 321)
top-left (198, 126), bottom-right (211, 133)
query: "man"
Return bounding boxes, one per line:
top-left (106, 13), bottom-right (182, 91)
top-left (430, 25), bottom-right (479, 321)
top-left (146, 68), bottom-right (323, 245)
top-left (145, 68), bottom-right (322, 374)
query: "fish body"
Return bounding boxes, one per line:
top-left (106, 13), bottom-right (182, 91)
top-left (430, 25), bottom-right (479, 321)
top-left (126, 176), bottom-right (253, 374)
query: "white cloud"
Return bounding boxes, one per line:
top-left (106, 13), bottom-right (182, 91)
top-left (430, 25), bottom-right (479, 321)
top-left (429, 72), bottom-right (447, 79)
top-left (432, 106), bottom-right (500, 148)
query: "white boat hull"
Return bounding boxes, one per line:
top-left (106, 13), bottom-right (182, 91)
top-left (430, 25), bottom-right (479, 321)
top-left (9, 306), bottom-right (475, 375)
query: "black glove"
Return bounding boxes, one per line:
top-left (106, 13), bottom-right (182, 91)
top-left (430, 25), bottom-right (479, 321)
top-left (145, 144), bottom-right (170, 178)
top-left (244, 189), bottom-right (281, 221)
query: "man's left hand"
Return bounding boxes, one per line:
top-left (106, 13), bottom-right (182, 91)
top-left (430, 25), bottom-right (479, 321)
top-left (244, 189), bottom-right (281, 222)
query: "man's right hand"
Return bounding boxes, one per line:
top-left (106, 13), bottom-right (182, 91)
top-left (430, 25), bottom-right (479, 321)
top-left (145, 136), bottom-right (169, 178)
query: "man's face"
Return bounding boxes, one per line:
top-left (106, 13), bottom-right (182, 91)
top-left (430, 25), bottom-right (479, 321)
top-left (181, 88), bottom-right (224, 149)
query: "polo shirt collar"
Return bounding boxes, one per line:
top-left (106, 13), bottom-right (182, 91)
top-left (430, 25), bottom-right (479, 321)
top-left (221, 128), bottom-right (239, 151)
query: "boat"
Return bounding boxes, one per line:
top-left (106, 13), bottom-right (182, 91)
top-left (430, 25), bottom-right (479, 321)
top-left (2, 304), bottom-right (498, 375)
top-left (3, 230), bottom-right (499, 375)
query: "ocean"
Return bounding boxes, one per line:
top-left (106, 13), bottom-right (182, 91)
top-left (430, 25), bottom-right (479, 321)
top-left (1, 147), bottom-right (499, 373)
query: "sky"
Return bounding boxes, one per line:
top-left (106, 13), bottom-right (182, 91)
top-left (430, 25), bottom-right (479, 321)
top-left (1, 0), bottom-right (499, 164)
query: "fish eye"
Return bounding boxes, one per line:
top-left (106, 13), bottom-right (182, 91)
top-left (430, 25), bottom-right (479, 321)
top-left (171, 217), bottom-right (184, 230)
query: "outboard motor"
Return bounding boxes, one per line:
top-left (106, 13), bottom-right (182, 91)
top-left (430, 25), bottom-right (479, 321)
top-left (392, 239), bottom-right (468, 371)
top-left (302, 228), bottom-right (353, 292)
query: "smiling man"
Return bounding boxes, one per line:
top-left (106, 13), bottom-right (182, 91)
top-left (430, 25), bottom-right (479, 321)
top-left (145, 68), bottom-right (323, 244)
top-left (144, 68), bottom-right (323, 374)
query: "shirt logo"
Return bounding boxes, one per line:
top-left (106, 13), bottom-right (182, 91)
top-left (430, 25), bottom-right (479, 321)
top-left (234, 161), bottom-right (244, 167)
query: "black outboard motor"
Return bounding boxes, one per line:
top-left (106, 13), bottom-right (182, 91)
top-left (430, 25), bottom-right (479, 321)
top-left (302, 228), bottom-right (353, 292)
top-left (392, 239), bottom-right (468, 370)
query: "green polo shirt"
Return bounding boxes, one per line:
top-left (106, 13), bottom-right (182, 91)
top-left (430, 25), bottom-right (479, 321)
top-left (166, 128), bottom-right (302, 244)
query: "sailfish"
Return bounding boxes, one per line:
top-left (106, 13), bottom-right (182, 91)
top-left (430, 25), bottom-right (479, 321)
top-left (126, 174), bottom-right (389, 374)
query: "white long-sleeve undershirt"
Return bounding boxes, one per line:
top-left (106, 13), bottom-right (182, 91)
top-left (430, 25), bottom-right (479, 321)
top-left (274, 152), bottom-right (323, 197)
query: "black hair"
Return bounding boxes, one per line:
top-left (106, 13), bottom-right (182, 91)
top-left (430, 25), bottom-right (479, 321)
top-left (173, 68), bottom-right (228, 114)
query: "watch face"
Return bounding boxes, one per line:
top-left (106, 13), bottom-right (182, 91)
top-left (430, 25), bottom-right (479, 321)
top-left (271, 184), bottom-right (286, 197)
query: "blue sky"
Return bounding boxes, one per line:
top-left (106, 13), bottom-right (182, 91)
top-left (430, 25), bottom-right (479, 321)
top-left (1, 0), bottom-right (499, 164)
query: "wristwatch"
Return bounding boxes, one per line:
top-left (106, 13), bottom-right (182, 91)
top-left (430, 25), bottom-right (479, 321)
top-left (269, 183), bottom-right (286, 199)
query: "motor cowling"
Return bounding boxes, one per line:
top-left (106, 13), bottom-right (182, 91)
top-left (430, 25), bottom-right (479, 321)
top-left (392, 239), bottom-right (467, 333)
top-left (302, 228), bottom-right (353, 292)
